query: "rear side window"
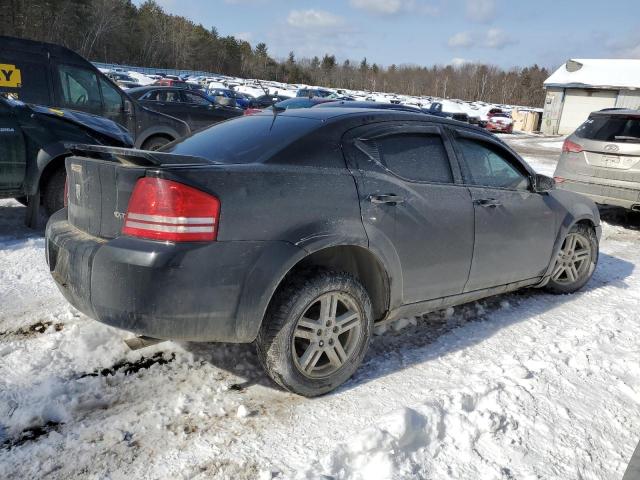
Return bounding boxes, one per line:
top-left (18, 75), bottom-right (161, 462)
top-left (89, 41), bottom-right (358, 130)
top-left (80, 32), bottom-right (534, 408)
top-left (164, 114), bottom-right (322, 164)
top-left (575, 115), bottom-right (640, 143)
top-left (372, 133), bottom-right (453, 183)
top-left (57, 65), bottom-right (101, 113)
top-left (457, 138), bottom-right (528, 190)
top-left (183, 91), bottom-right (210, 105)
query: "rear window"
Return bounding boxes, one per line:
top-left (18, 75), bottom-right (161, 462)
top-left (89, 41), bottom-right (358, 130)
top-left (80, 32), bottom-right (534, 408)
top-left (164, 114), bottom-right (321, 164)
top-left (575, 115), bottom-right (640, 143)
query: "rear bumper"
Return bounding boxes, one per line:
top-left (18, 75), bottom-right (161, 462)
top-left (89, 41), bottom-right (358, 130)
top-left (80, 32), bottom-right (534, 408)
top-left (46, 210), bottom-right (303, 342)
top-left (557, 179), bottom-right (640, 209)
top-left (486, 124), bottom-right (513, 133)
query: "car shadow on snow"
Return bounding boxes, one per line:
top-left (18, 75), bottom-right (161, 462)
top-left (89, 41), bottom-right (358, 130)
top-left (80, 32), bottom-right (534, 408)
top-left (0, 202), bottom-right (46, 243)
top-left (599, 205), bottom-right (640, 230)
top-left (182, 250), bottom-right (634, 395)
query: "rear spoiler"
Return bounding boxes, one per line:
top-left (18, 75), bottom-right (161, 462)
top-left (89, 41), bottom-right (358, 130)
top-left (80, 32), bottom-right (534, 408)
top-left (65, 144), bottom-right (218, 167)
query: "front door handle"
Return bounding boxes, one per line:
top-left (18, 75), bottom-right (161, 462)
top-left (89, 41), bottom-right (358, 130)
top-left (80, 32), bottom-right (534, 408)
top-left (368, 194), bottom-right (405, 205)
top-left (474, 198), bottom-right (501, 208)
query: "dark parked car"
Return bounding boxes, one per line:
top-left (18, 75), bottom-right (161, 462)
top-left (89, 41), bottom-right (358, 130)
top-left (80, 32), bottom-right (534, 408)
top-left (245, 97), bottom-right (336, 115)
top-left (250, 94), bottom-right (291, 109)
top-left (0, 95), bottom-right (132, 224)
top-left (425, 102), bottom-right (469, 122)
top-left (297, 88), bottom-right (338, 99)
top-left (207, 88), bottom-right (254, 109)
top-left (313, 100), bottom-right (422, 113)
top-left (127, 86), bottom-right (243, 131)
top-left (0, 36), bottom-right (190, 152)
top-left (46, 108), bottom-right (601, 396)
top-left (106, 72), bottom-right (138, 84)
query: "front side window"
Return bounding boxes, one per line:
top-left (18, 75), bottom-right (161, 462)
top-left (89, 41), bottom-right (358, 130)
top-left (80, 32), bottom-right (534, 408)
top-left (99, 77), bottom-right (123, 114)
top-left (57, 65), bottom-right (101, 113)
top-left (370, 133), bottom-right (453, 183)
top-left (458, 138), bottom-right (529, 190)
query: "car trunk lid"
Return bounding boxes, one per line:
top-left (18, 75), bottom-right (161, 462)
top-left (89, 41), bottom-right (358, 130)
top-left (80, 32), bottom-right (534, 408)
top-left (65, 144), bottom-right (216, 239)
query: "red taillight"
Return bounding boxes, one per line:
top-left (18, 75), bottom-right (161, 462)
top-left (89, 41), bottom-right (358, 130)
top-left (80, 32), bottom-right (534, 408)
top-left (562, 139), bottom-right (583, 153)
top-left (122, 177), bottom-right (220, 242)
top-left (554, 176), bottom-right (566, 184)
top-left (244, 108), bottom-right (262, 116)
top-left (63, 175), bottom-right (69, 207)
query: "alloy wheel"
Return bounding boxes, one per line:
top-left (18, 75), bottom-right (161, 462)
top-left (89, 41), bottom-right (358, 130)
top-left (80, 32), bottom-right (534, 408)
top-left (291, 292), bottom-right (363, 379)
top-left (551, 232), bottom-right (592, 284)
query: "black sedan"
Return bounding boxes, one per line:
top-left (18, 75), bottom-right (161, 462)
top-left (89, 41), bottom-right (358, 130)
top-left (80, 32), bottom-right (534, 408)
top-left (127, 86), bottom-right (243, 131)
top-left (250, 94), bottom-right (292, 109)
top-left (47, 108), bottom-right (600, 397)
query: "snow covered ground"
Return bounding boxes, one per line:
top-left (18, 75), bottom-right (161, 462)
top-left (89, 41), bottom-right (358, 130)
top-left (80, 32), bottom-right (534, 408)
top-left (1, 139), bottom-right (639, 480)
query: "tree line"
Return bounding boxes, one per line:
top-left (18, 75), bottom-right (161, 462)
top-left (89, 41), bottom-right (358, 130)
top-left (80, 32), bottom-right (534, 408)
top-left (0, 0), bottom-right (550, 106)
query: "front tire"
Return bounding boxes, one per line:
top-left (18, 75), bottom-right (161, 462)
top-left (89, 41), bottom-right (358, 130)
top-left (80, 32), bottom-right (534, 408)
top-left (42, 167), bottom-right (66, 216)
top-left (545, 223), bottom-right (598, 294)
top-left (256, 270), bottom-right (373, 397)
top-left (141, 136), bottom-right (172, 151)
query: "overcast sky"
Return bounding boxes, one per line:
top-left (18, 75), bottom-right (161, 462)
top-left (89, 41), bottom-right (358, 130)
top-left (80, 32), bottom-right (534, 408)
top-left (134, 0), bottom-right (640, 69)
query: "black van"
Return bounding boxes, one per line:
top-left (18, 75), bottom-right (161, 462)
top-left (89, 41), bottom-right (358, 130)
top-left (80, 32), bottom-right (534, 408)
top-left (0, 36), bottom-right (190, 150)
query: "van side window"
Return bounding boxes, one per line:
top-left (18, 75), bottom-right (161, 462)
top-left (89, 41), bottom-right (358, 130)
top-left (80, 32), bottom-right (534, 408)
top-left (57, 65), bottom-right (101, 113)
top-left (99, 77), bottom-right (123, 114)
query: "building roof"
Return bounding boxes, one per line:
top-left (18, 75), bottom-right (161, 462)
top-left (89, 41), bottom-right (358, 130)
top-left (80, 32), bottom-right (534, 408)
top-left (544, 59), bottom-right (640, 90)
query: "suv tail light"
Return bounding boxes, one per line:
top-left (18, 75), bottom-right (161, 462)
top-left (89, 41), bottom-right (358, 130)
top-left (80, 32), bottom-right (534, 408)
top-left (244, 108), bottom-right (262, 116)
top-left (562, 139), bottom-right (583, 153)
top-left (122, 177), bottom-right (220, 242)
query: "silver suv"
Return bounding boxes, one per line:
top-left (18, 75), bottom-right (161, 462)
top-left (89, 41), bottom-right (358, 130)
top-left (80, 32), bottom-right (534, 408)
top-left (554, 109), bottom-right (640, 210)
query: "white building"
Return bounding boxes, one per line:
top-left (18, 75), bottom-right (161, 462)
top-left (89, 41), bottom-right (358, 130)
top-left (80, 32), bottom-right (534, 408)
top-left (541, 59), bottom-right (640, 135)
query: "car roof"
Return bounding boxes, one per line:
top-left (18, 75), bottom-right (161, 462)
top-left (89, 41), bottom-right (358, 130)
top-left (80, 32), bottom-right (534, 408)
top-left (127, 85), bottom-right (201, 93)
top-left (317, 100), bottom-right (421, 111)
top-left (591, 108), bottom-right (640, 117)
top-left (252, 107), bottom-right (482, 129)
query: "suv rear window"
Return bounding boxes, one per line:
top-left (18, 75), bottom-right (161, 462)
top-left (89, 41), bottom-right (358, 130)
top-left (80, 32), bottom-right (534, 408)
top-left (575, 114), bottom-right (640, 143)
top-left (164, 114), bottom-right (321, 164)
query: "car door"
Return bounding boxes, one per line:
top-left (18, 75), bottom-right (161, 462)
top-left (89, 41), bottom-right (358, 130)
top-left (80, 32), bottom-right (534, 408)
top-left (343, 122), bottom-right (475, 305)
top-left (54, 64), bottom-right (103, 115)
top-left (139, 89), bottom-right (187, 123)
top-left (97, 76), bottom-right (134, 132)
top-left (450, 129), bottom-right (557, 291)
top-left (0, 101), bottom-right (26, 194)
top-left (181, 91), bottom-right (226, 129)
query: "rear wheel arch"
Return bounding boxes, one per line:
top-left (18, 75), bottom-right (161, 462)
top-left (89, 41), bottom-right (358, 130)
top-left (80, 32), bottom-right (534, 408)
top-left (269, 245), bottom-right (391, 324)
top-left (140, 134), bottom-right (174, 151)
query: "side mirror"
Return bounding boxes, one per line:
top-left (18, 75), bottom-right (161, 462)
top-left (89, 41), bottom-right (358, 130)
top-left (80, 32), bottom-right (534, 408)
top-left (533, 173), bottom-right (555, 193)
top-left (123, 99), bottom-right (133, 115)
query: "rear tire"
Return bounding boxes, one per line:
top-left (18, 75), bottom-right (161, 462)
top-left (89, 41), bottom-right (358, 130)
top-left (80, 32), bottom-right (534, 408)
top-left (42, 168), bottom-right (66, 216)
top-left (545, 223), bottom-right (598, 294)
top-left (256, 270), bottom-right (373, 397)
top-left (141, 136), bottom-right (172, 151)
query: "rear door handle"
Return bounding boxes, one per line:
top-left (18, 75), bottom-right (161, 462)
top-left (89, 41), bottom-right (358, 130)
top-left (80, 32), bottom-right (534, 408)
top-left (474, 198), bottom-right (502, 208)
top-left (368, 194), bottom-right (405, 205)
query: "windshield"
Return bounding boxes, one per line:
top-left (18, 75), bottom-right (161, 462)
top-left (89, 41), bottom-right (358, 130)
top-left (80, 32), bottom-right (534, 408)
top-left (575, 115), bottom-right (640, 143)
top-left (164, 114), bottom-right (321, 163)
